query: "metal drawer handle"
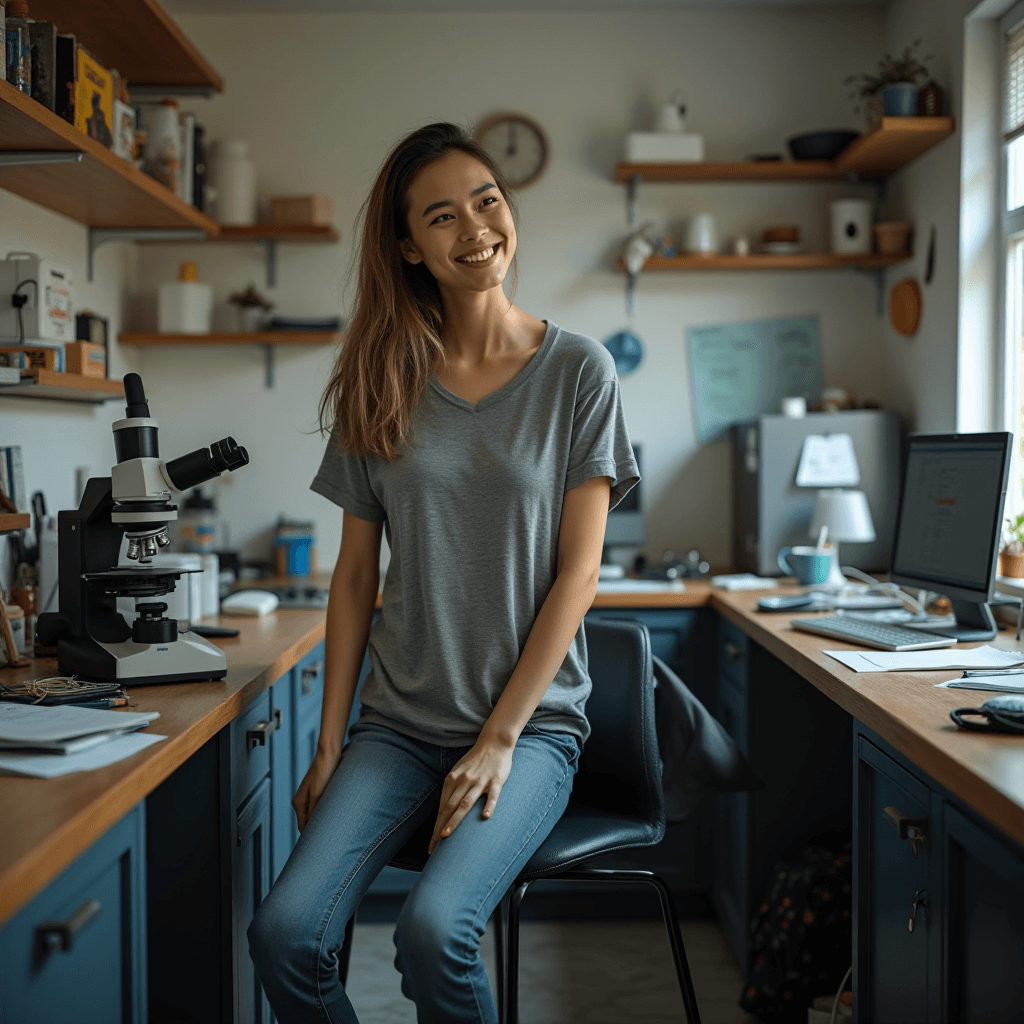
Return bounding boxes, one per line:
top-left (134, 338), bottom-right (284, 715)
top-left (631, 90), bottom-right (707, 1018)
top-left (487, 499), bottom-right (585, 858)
top-left (724, 641), bottom-right (744, 661)
top-left (246, 720), bottom-right (275, 752)
top-left (908, 889), bottom-right (928, 933)
top-left (300, 662), bottom-right (323, 695)
top-left (273, 707), bottom-right (283, 730)
top-left (34, 899), bottom-right (102, 956)
top-left (884, 805), bottom-right (927, 858)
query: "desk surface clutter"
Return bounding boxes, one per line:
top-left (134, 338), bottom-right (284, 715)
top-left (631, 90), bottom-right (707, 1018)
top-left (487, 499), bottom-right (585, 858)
top-left (2, 583), bottom-right (1024, 929)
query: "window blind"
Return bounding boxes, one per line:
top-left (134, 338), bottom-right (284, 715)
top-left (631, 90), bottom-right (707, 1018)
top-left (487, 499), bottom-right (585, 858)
top-left (1007, 23), bottom-right (1024, 141)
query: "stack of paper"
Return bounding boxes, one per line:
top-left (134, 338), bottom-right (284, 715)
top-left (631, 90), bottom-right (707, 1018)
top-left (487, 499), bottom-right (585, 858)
top-left (0, 703), bottom-right (166, 778)
top-left (825, 646), bottom-right (1024, 674)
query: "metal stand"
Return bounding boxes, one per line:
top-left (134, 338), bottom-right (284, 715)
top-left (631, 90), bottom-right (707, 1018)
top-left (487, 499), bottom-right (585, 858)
top-left (87, 228), bottom-right (206, 281)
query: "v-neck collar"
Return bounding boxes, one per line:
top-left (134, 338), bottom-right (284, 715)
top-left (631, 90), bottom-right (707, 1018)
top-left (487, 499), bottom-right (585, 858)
top-left (429, 320), bottom-right (557, 413)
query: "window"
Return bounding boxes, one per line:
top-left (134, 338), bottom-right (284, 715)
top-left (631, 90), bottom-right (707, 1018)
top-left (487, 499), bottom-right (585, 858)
top-left (1002, 2), bottom-right (1024, 523)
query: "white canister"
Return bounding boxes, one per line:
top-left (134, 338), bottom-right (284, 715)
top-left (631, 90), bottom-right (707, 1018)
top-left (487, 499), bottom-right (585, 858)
top-left (141, 99), bottom-right (182, 192)
top-left (158, 280), bottom-right (213, 333)
top-left (829, 199), bottom-right (873, 255)
top-left (685, 213), bottom-right (717, 254)
top-left (212, 140), bottom-right (257, 225)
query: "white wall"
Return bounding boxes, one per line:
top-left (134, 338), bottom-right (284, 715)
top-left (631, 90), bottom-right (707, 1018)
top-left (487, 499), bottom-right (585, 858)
top-left (878, 0), bottom-right (987, 433)
top-left (130, 4), bottom-right (890, 574)
top-left (0, 190), bottom-right (138, 595)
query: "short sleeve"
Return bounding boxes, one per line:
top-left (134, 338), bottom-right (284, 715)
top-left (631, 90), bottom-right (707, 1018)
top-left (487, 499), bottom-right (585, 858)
top-left (564, 379), bottom-right (640, 511)
top-left (310, 433), bottom-right (387, 522)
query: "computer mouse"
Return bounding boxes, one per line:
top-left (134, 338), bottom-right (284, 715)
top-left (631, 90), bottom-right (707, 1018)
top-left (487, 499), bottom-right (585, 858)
top-left (220, 590), bottom-right (279, 617)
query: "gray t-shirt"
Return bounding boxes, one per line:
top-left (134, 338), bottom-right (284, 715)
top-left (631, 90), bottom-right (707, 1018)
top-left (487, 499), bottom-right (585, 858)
top-left (310, 319), bottom-right (640, 746)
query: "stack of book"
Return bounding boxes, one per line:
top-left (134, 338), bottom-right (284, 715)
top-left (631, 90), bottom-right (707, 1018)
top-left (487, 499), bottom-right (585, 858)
top-left (0, 703), bottom-right (166, 778)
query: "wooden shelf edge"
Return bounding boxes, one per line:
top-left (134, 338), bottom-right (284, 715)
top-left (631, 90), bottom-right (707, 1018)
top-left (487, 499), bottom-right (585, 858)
top-left (0, 369), bottom-right (125, 403)
top-left (0, 513), bottom-right (31, 533)
top-left (118, 331), bottom-right (341, 346)
top-left (0, 80), bottom-right (220, 233)
top-left (617, 251), bottom-right (914, 271)
top-left (212, 225), bottom-right (340, 243)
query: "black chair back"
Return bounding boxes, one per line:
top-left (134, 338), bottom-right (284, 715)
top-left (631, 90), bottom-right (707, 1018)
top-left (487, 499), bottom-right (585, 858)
top-left (571, 618), bottom-right (663, 834)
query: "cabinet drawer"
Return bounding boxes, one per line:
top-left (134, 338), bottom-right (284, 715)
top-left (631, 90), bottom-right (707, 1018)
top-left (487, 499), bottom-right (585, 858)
top-left (717, 615), bottom-right (748, 690)
top-left (231, 691), bottom-right (274, 812)
top-left (293, 643), bottom-right (325, 726)
top-left (0, 804), bottom-right (147, 1024)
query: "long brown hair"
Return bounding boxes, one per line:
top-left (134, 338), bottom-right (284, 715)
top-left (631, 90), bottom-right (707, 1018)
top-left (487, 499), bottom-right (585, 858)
top-left (318, 122), bottom-right (520, 461)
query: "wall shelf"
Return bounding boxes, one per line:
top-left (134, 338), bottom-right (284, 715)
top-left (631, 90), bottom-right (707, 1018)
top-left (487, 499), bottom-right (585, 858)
top-left (619, 251), bottom-right (913, 272)
top-left (26, 0), bottom-right (224, 94)
top-left (0, 514), bottom-right (31, 533)
top-left (0, 370), bottom-right (125, 404)
top-left (144, 224), bottom-right (342, 286)
top-left (0, 79), bottom-right (219, 248)
top-left (119, 331), bottom-right (341, 388)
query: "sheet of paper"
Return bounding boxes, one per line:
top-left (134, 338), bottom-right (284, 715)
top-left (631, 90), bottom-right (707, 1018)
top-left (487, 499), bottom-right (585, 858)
top-left (825, 646), bottom-right (1024, 673)
top-left (935, 676), bottom-right (1024, 693)
top-left (595, 579), bottom-right (686, 593)
top-left (0, 702), bottom-right (160, 744)
top-left (0, 732), bottom-right (167, 778)
top-left (796, 434), bottom-right (861, 487)
top-left (711, 574), bottom-right (779, 591)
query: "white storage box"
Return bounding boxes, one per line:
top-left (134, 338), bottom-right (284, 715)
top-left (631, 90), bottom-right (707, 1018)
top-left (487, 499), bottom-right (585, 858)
top-left (158, 281), bottom-right (213, 334)
top-left (0, 254), bottom-right (73, 342)
top-left (625, 132), bottom-right (705, 163)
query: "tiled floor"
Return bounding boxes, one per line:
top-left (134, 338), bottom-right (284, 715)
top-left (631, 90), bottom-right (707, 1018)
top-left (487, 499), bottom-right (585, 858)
top-left (345, 918), bottom-right (755, 1023)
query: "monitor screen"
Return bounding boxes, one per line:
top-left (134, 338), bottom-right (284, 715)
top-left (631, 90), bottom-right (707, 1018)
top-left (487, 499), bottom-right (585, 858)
top-left (888, 433), bottom-right (1012, 602)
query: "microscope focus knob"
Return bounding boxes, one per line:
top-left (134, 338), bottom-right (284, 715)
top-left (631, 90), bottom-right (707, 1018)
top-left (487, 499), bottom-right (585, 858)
top-left (132, 602), bottom-right (176, 645)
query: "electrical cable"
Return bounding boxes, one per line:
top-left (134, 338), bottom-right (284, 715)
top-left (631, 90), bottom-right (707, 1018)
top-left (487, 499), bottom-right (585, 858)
top-left (831, 564), bottom-right (930, 616)
top-left (11, 278), bottom-right (38, 346)
top-left (830, 963), bottom-right (853, 1024)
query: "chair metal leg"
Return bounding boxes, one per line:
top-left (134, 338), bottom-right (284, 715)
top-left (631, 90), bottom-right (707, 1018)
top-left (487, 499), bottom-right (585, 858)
top-left (542, 868), bottom-right (703, 1024)
top-left (505, 880), bottom-right (532, 1024)
top-left (337, 911), bottom-right (356, 988)
top-left (493, 893), bottom-right (507, 1024)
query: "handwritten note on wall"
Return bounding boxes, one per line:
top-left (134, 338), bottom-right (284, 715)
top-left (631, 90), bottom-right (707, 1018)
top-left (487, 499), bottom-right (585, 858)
top-left (686, 315), bottom-right (821, 444)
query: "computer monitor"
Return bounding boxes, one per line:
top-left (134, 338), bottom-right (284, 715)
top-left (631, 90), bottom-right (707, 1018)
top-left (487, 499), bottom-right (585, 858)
top-left (602, 442), bottom-right (644, 562)
top-left (888, 432), bottom-right (1013, 641)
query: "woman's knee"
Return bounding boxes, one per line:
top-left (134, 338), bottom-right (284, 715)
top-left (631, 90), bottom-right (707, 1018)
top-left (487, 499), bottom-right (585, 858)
top-left (393, 886), bottom-right (474, 967)
top-left (248, 887), bottom-right (310, 970)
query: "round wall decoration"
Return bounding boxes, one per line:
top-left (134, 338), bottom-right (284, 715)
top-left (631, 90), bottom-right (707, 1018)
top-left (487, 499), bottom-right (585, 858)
top-left (889, 278), bottom-right (922, 336)
top-left (474, 113), bottom-right (550, 189)
top-left (603, 331), bottom-right (644, 375)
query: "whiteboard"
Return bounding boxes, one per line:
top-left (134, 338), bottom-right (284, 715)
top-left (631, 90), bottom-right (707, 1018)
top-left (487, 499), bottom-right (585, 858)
top-left (686, 314), bottom-right (821, 444)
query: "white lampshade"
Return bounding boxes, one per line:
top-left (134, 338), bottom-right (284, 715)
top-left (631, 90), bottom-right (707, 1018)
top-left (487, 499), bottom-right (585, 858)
top-left (810, 488), bottom-right (876, 543)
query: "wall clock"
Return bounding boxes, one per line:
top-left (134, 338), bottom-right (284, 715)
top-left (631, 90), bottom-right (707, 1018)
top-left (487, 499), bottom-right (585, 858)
top-left (475, 113), bottom-right (550, 189)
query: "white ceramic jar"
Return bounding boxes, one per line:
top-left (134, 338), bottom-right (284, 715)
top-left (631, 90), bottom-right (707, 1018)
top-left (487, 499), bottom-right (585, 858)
top-left (212, 140), bottom-right (256, 225)
top-left (829, 199), bottom-right (873, 255)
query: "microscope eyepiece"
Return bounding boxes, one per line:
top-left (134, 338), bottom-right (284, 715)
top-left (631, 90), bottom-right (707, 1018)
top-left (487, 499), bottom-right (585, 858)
top-left (123, 373), bottom-right (151, 418)
top-left (164, 436), bottom-right (250, 492)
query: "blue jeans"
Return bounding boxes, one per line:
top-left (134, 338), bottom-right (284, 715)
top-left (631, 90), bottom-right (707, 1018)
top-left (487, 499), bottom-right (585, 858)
top-left (248, 718), bottom-right (580, 1024)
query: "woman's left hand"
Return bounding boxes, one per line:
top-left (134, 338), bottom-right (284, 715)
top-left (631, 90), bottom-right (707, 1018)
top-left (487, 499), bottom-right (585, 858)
top-left (429, 736), bottom-right (515, 855)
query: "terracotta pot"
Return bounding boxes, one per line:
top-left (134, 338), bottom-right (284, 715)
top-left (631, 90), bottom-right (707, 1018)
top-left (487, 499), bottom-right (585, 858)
top-left (999, 550), bottom-right (1024, 578)
top-left (874, 221), bottom-right (912, 254)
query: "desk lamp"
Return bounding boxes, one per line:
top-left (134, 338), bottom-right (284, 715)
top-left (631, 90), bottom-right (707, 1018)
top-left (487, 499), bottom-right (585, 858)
top-left (809, 488), bottom-right (876, 587)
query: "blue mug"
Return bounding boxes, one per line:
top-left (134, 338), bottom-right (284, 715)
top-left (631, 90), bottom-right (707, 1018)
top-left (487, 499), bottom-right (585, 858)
top-left (777, 545), bottom-right (834, 585)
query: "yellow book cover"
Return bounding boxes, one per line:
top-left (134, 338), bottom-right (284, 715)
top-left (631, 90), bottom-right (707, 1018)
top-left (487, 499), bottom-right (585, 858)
top-left (74, 46), bottom-right (113, 147)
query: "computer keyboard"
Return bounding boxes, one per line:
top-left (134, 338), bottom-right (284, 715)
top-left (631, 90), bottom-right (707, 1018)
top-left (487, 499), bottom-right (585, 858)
top-left (790, 614), bottom-right (958, 651)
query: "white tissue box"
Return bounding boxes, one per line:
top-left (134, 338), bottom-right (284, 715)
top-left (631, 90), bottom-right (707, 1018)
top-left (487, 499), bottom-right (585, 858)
top-left (625, 132), bottom-right (705, 163)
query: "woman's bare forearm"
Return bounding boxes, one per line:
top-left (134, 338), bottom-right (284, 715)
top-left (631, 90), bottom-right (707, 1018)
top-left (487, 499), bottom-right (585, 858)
top-left (317, 568), bottom-right (379, 761)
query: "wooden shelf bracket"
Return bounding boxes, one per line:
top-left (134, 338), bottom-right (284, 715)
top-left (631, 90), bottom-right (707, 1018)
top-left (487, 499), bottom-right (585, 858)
top-left (88, 227), bottom-right (206, 281)
top-left (0, 151), bottom-right (82, 168)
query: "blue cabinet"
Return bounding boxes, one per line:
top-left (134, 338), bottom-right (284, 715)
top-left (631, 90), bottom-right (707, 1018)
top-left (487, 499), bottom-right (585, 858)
top-left (270, 676), bottom-right (295, 882)
top-left (854, 725), bottom-right (1024, 1023)
top-left (0, 803), bottom-right (147, 1024)
top-left (235, 777), bottom-right (273, 1024)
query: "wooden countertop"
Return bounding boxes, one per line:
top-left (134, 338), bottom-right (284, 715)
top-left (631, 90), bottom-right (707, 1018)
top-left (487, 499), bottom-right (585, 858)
top-left (711, 588), bottom-right (1024, 851)
top-left (0, 609), bottom-right (325, 927)
top-left (3, 577), bottom-right (1024, 927)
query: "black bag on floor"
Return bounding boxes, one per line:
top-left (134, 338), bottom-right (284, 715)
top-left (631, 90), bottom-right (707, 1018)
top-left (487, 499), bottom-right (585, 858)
top-left (738, 842), bottom-right (852, 1022)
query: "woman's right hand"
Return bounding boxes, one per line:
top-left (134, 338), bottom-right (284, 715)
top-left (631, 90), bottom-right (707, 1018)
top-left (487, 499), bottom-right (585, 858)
top-left (292, 748), bottom-right (342, 833)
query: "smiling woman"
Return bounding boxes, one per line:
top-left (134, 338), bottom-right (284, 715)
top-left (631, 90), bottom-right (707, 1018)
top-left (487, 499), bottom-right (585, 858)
top-left (248, 122), bottom-right (641, 1024)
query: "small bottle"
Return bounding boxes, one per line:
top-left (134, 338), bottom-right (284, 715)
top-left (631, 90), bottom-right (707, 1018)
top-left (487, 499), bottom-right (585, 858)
top-left (142, 97), bottom-right (181, 191)
top-left (5, 0), bottom-right (32, 95)
top-left (178, 488), bottom-right (220, 555)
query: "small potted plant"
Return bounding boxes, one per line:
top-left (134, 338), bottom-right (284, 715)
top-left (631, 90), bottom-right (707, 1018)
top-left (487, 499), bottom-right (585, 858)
top-left (999, 513), bottom-right (1024, 578)
top-left (229, 283), bottom-right (274, 333)
top-left (845, 39), bottom-right (935, 122)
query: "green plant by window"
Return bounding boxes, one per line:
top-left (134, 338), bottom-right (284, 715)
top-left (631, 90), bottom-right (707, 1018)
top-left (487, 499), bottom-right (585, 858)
top-left (844, 39), bottom-right (935, 115)
top-left (1004, 513), bottom-right (1024, 554)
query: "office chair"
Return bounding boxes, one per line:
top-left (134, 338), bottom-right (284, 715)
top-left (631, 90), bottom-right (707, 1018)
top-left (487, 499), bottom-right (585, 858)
top-left (338, 618), bottom-right (701, 1024)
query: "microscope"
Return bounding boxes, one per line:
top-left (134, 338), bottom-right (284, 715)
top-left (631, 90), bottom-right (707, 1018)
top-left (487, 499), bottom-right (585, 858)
top-left (36, 373), bottom-right (249, 685)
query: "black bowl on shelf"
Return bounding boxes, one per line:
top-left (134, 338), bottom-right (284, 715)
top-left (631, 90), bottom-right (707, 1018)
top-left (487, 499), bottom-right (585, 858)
top-left (787, 130), bottom-right (860, 161)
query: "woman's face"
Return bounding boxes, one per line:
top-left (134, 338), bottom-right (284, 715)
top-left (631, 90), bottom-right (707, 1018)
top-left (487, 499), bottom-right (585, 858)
top-left (399, 150), bottom-right (516, 294)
